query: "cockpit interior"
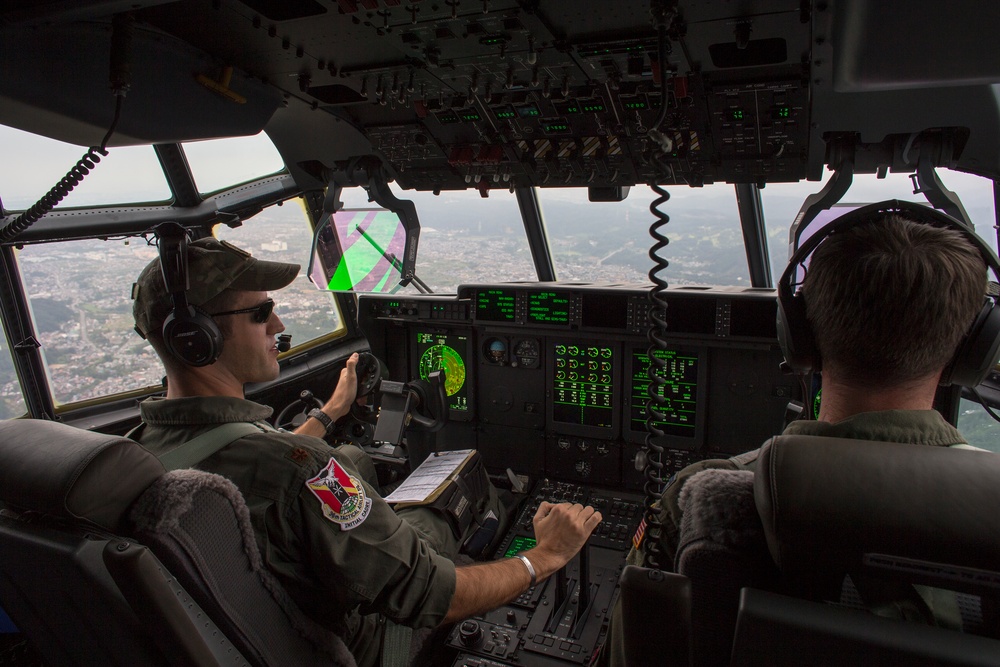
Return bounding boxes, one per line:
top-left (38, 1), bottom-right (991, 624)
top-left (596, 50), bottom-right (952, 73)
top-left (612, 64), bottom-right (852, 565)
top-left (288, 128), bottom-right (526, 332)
top-left (2, 0), bottom-right (1000, 665)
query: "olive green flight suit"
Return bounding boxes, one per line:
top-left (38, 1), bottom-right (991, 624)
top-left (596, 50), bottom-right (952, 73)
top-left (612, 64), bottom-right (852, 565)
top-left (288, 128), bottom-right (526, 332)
top-left (137, 396), bottom-right (462, 667)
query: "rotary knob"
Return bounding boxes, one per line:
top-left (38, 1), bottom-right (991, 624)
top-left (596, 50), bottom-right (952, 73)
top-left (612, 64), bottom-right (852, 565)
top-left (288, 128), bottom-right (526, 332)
top-left (458, 620), bottom-right (484, 647)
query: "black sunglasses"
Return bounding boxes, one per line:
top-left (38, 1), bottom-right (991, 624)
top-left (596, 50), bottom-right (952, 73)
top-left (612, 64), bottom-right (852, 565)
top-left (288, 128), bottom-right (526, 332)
top-left (210, 298), bottom-right (275, 324)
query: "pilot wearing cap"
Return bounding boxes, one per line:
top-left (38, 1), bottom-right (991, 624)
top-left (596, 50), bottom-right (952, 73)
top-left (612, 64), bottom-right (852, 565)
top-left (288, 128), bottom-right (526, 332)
top-left (131, 236), bottom-right (602, 666)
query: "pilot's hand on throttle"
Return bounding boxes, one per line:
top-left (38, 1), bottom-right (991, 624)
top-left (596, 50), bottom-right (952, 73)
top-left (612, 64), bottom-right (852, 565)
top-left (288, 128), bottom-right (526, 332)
top-left (527, 501), bottom-right (602, 580)
top-left (323, 353), bottom-right (358, 420)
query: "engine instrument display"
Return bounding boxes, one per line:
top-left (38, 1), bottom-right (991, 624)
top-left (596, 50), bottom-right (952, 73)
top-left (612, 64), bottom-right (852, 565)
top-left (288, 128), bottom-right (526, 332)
top-left (550, 340), bottom-right (617, 432)
top-left (628, 347), bottom-right (700, 439)
top-left (414, 331), bottom-right (471, 414)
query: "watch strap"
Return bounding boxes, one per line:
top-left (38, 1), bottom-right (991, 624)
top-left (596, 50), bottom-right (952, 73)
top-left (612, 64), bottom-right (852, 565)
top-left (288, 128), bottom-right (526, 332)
top-left (307, 408), bottom-right (334, 433)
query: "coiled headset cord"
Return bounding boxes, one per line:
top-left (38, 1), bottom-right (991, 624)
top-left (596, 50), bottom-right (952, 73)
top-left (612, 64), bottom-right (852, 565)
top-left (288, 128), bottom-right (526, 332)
top-left (0, 12), bottom-right (132, 243)
top-left (0, 96), bottom-right (123, 244)
top-left (638, 1), bottom-right (679, 570)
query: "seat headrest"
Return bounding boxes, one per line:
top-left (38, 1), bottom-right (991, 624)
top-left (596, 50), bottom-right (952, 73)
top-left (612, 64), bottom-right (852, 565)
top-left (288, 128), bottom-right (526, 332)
top-left (0, 419), bottom-right (164, 531)
top-left (755, 435), bottom-right (1000, 576)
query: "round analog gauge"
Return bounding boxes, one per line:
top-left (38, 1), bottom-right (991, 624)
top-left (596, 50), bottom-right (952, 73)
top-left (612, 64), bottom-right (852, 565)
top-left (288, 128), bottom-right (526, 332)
top-left (419, 344), bottom-right (467, 396)
top-left (513, 338), bottom-right (540, 369)
top-left (483, 337), bottom-right (507, 364)
top-left (574, 460), bottom-right (592, 478)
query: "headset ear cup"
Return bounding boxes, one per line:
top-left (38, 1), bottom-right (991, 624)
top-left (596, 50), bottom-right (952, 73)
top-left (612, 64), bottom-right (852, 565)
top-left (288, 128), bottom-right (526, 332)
top-left (776, 292), bottom-right (818, 375)
top-left (162, 307), bottom-right (223, 367)
top-left (941, 298), bottom-right (1000, 388)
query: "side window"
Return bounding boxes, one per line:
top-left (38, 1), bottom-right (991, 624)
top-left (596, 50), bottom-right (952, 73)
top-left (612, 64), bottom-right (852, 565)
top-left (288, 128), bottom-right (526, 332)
top-left (958, 399), bottom-right (1000, 452)
top-left (18, 238), bottom-right (165, 405)
top-left (215, 198), bottom-right (344, 345)
top-left (0, 330), bottom-right (26, 419)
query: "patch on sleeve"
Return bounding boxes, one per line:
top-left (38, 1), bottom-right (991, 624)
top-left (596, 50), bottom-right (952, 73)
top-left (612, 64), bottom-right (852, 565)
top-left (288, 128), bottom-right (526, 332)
top-left (306, 457), bottom-right (372, 530)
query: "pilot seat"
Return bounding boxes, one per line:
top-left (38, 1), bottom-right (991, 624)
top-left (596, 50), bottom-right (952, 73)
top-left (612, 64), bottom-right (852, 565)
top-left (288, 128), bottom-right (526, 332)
top-left (620, 434), bottom-right (1000, 666)
top-left (0, 418), bottom-right (356, 667)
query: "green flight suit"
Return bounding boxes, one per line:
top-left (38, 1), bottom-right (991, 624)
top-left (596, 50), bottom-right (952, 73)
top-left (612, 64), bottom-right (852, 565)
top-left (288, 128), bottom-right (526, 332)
top-left (135, 396), bottom-right (460, 667)
top-left (595, 410), bottom-right (972, 667)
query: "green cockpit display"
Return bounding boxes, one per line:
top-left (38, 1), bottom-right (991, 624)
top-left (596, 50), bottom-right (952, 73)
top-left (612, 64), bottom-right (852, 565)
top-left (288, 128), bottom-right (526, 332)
top-left (414, 331), bottom-right (471, 414)
top-left (419, 344), bottom-right (466, 396)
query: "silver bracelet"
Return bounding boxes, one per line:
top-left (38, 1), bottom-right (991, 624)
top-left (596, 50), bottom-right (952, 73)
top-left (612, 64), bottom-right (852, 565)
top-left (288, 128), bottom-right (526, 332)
top-left (516, 554), bottom-right (537, 587)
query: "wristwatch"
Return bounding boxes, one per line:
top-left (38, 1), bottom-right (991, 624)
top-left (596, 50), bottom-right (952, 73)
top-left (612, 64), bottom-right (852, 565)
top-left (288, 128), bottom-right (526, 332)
top-left (307, 408), bottom-right (335, 434)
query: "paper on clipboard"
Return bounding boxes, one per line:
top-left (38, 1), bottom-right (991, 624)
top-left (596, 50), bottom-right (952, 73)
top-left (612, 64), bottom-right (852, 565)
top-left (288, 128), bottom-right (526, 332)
top-left (384, 449), bottom-right (475, 505)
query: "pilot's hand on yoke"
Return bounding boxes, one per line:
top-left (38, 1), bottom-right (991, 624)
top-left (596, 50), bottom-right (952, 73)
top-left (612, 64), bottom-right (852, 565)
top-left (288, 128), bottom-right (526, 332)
top-left (292, 353), bottom-right (359, 438)
top-left (323, 352), bottom-right (359, 421)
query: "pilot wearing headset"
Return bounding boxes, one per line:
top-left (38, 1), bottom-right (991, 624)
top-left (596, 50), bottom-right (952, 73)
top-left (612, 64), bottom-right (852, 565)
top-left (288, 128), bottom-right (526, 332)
top-left (595, 200), bottom-right (999, 666)
top-left (131, 236), bottom-right (602, 667)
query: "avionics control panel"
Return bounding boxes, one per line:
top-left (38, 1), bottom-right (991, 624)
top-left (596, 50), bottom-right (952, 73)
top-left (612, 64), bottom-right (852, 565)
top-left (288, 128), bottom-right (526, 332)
top-left (360, 283), bottom-right (796, 488)
top-left (447, 480), bottom-right (645, 666)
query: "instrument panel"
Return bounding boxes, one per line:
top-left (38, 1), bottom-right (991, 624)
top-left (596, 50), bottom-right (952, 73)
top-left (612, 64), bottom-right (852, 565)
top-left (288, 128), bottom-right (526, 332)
top-left (360, 283), bottom-right (796, 491)
top-left (359, 283), bottom-right (796, 666)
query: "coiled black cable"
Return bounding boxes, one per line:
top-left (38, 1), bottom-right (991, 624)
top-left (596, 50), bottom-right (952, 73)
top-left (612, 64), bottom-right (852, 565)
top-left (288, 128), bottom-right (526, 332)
top-left (0, 64), bottom-right (126, 244)
top-left (641, 178), bottom-right (672, 569)
top-left (638, 1), bottom-right (679, 570)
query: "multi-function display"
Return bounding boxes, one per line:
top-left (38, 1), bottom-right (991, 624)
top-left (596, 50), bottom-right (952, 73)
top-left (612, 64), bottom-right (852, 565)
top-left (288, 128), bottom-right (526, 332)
top-left (475, 288), bottom-right (516, 322)
top-left (413, 331), bottom-right (471, 414)
top-left (528, 292), bottom-right (570, 325)
top-left (629, 347), bottom-right (699, 437)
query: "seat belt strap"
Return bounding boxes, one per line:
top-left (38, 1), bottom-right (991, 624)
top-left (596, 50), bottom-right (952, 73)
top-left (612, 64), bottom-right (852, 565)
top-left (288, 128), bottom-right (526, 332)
top-left (156, 421), bottom-right (274, 471)
top-left (381, 619), bottom-right (412, 667)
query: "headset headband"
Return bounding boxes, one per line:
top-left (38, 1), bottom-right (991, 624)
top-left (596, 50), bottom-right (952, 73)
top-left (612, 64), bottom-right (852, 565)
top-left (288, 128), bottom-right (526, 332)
top-left (780, 200), bottom-right (1000, 299)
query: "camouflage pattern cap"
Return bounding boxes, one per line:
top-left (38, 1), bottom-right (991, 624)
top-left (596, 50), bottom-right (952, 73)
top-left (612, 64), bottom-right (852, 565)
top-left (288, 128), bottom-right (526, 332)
top-left (132, 237), bottom-right (300, 337)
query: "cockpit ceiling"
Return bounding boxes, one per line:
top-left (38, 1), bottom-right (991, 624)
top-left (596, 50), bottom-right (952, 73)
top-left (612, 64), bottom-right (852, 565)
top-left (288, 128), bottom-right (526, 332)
top-left (1, 0), bottom-right (999, 191)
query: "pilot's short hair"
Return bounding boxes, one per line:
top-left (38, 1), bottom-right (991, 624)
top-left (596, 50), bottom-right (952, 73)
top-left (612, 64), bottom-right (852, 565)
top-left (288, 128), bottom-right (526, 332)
top-left (803, 213), bottom-right (987, 388)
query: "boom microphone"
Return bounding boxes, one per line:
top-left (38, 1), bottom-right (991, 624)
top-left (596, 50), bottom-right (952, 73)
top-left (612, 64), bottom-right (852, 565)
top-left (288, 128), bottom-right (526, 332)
top-left (277, 334), bottom-right (292, 353)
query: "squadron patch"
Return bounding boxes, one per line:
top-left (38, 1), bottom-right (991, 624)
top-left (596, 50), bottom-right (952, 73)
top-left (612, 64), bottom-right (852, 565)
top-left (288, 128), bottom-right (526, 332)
top-left (306, 457), bottom-right (372, 530)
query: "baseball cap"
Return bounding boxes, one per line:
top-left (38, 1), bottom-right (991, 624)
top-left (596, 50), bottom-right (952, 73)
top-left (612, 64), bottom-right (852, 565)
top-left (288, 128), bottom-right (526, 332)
top-left (132, 237), bottom-right (300, 338)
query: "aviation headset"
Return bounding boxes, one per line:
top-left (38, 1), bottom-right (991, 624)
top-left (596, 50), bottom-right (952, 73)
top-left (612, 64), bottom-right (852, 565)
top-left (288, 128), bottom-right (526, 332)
top-left (157, 227), bottom-right (224, 367)
top-left (776, 199), bottom-right (1000, 388)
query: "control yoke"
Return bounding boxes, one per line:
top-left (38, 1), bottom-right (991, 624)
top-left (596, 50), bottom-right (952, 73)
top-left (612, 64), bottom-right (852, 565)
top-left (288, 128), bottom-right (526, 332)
top-left (372, 370), bottom-right (448, 445)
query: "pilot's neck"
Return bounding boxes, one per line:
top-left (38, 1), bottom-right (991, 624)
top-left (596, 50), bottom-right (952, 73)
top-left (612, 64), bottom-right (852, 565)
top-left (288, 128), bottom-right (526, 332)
top-left (816, 368), bottom-right (940, 423)
top-left (164, 366), bottom-right (245, 401)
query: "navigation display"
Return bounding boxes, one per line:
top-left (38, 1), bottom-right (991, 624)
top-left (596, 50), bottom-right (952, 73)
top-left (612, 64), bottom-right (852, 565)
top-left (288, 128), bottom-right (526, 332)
top-left (413, 331), bottom-right (472, 417)
top-left (475, 288), bottom-right (516, 322)
top-left (628, 347), bottom-right (701, 442)
top-left (549, 340), bottom-right (618, 434)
